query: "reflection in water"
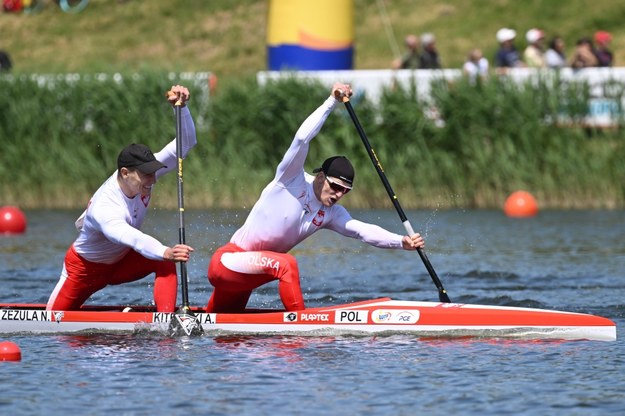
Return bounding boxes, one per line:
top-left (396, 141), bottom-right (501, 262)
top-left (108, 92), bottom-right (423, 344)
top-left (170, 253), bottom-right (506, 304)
top-left (212, 335), bottom-right (339, 366)
top-left (56, 333), bottom-right (182, 363)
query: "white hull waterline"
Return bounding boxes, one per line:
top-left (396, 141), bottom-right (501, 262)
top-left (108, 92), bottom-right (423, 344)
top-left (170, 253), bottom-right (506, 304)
top-left (0, 298), bottom-right (616, 341)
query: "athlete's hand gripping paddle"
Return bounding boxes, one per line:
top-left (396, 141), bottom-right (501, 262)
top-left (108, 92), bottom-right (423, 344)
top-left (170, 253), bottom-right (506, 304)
top-left (167, 89), bottom-right (204, 336)
top-left (339, 90), bottom-right (451, 303)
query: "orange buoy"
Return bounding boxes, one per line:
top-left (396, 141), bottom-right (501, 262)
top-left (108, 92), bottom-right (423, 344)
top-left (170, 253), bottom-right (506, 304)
top-left (504, 191), bottom-right (538, 217)
top-left (0, 341), bottom-right (22, 361)
top-left (0, 206), bottom-right (27, 235)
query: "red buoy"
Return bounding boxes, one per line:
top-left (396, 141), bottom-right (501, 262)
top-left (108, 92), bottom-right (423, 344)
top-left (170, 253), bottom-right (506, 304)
top-left (0, 206), bottom-right (27, 235)
top-left (0, 341), bottom-right (22, 361)
top-left (504, 191), bottom-right (538, 217)
top-left (208, 73), bottom-right (218, 95)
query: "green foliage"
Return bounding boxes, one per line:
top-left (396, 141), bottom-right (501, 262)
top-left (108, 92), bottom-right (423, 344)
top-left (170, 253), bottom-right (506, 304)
top-left (425, 74), bottom-right (625, 207)
top-left (0, 71), bottom-right (211, 207)
top-left (2, 73), bottom-right (625, 209)
top-left (209, 77), bottom-right (326, 171)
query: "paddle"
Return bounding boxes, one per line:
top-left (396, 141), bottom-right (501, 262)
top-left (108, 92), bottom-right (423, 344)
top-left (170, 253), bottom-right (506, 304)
top-left (340, 93), bottom-right (452, 303)
top-left (167, 90), bottom-right (203, 336)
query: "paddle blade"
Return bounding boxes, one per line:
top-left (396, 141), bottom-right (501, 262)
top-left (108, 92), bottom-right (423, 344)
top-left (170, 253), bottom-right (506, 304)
top-left (168, 309), bottom-right (204, 337)
top-left (439, 290), bottom-right (452, 303)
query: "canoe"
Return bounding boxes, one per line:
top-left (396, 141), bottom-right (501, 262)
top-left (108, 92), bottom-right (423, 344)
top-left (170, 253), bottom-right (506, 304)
top-left (0, 298), bottom-right (616, 341)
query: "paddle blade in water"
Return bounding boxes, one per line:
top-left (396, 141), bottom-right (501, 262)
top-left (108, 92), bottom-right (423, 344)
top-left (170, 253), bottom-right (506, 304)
top-left (169, 310), bottom-right (204, 337)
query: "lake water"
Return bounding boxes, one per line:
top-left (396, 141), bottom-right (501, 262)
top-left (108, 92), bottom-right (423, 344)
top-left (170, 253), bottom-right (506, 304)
top-left (1, 208), bottom-right (624, 415)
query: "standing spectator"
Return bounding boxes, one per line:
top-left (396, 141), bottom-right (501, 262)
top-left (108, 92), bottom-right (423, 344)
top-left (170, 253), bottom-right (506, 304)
top-left (2, 0), bottom-right (22, 12)
top-left (570, 37), bottom-right (599, 69)
top-left (523, 28), bottom-right (546, 68)
top-left (462, 48), bottom-right (489, 83)
top-left (392, 34), bottom-right (420, 69)
top-left (418, 33), bottom-right (441, 69)
top-left (0, 49), bottom-right (11, 72)
top-left (545, 36), bottom-right (567, 68)
top-left (593, 31), bottom-right (613, 67)
top-left (494, 28), bottom-right (524, 73)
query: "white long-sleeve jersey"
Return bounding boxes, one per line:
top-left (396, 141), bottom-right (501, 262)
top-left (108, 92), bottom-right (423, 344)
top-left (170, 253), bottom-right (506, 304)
top-left (230, 96), bottom-right (404, 253)
top-left (73, 106), bottom-right (197, 264)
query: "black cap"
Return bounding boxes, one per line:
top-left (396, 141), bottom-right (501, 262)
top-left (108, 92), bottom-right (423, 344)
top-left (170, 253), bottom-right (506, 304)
top-left (117, 144), bottom-right (167, 174)
top-left (313, 156), bottom-right (354, 187)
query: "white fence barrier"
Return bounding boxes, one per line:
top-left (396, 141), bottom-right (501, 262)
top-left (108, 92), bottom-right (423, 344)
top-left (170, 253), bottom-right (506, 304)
top-left (258, 67), bottom-right (625, 127)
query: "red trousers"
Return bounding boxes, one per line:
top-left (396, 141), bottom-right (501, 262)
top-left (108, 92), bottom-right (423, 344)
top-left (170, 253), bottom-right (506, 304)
top-left (206, 243), bottom-right (304, 313)
top-left (47, 245), bottom-right (178, 312)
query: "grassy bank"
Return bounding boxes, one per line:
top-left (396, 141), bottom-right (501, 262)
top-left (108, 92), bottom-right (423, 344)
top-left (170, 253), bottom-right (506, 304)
top-left (2, 74), bottom-right (624, 210)
top-left (1, 1), bottom-right (624, 79)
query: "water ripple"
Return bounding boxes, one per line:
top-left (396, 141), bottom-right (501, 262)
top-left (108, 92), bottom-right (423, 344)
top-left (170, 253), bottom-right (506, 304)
top-left (1, 209), bottom-right (624, 415)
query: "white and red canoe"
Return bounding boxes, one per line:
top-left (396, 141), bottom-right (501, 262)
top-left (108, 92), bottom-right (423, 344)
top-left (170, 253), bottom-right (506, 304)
top-left (0, 298), bottom-right (616, 341)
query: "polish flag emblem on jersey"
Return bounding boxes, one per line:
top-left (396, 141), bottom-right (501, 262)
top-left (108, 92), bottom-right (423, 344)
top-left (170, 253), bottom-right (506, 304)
top-left (141, 194), bottom-right (151, 207)
top-left (313, 209), bottom-right (325, 226)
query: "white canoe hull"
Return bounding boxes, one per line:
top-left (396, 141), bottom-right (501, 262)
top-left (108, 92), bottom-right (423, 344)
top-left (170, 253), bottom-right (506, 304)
top-left (0, 298), bottom-right (616, 341)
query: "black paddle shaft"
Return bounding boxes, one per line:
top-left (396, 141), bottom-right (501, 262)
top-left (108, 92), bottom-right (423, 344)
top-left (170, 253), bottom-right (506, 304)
top-left (167, 93), bottom-right (202, 337)
top-left (342, 98), bottom-right (451, 303)
top-left (174, 102), bottom-right (191, 310)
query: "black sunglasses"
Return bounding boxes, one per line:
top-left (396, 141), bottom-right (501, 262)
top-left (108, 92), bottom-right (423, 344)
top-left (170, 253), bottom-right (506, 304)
top-left (326, 176), bottom-right (351, 194)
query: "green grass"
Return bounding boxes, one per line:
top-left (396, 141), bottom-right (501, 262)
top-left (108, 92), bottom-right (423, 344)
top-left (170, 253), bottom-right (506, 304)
top-left (2, 0), bottom-right (625, 79)
top-left (2, 73), bottom-right (624, 209)
top-left (2, 0), bottom-right (625, 210)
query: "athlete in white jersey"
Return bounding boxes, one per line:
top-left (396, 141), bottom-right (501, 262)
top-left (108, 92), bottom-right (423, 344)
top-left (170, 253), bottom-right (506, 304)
top-left (47, 85), bottom-right (196, 312)
top-left (206, 82), bottom-right (425, 313)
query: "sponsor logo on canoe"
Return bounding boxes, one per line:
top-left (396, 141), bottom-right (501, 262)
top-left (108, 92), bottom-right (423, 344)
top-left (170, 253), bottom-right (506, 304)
top-left (335, 310), bottom-right (368, 323)
top-left (284, 312), bottom-right (297, 322)
top-left (299, 313), bottom-right (330, 322)
top-left (153, 313), bottom-right (215, 325)
top-left (1, 309), bottom-right (52, 321)
top-left (396, 311), bottom-right (418, 324)
top-left (372, 310), bottom-right (420, 324)
top-left (372, 310), bottom-right (392, 322)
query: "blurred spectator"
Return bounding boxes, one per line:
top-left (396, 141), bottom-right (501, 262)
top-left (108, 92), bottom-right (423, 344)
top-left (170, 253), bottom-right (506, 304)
top-left (570, 37), bottom-right (598, 69)
top-left (392, 34), bottom-right (420, 69)
top-left (0, 49), bottom-right (11, 72)
top-left (494, 28), bottom-right (524, 73)
top-left (2, 0), bottom-right (22, 12)
top-left (523, 28), bottom-right (546, 68)
top-left (593, 31), bottom-right (613, 67)
top-left (544, 36), bottom-right (567, 68)
top-left (462, 48), bottom-right (489, 83)
top-left (418, 33), bottom-right (441, 69)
